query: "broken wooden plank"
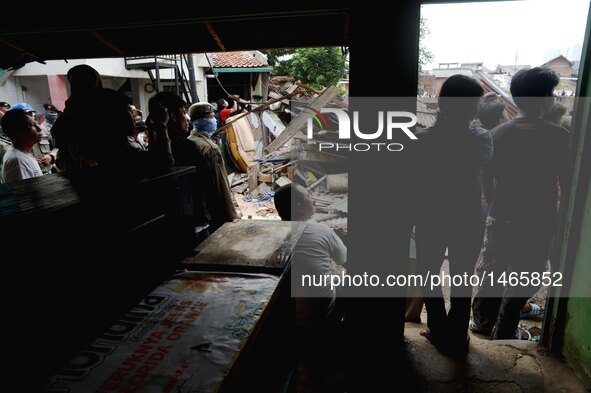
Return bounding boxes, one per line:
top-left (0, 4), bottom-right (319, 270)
top-left (295, 81), bottom-right (321, 95)
top-left (250, 182), bottom-right (272, 198)
top-left (296, 82), bottom-right (349, 108)
top-left (275, 176), bottom-right (291, 188)
top-left (314, 213), bottom-right (341, 222)
top-left (264, 85), bottom-right (340, 154)
top-left (309, 194), bottom-right (339, 204)
top-left (247, 164), bottom-right (259, 194)
top-left (306, 174), bottom-right (327, 191)
top-left (232, 182), bottom-right (249, 194)
top-left (214, 90), bottom-right (303, 136)
top-left (294, 168), bottom-right (307, 183)
top-left (258, 173), bottom-right (272, 183)
top-left (300, 149), bottom-right (346, 162)
top-left (230, 174), bottom-right (249, 188)
top-left (286, 82), bottom-right (300, 94)
top-left (262, 111), bottom-right (286, 138)
top-left (260, 159), bottom-right (297, 174)
top-left (328, 197), bottom-right (348, 213)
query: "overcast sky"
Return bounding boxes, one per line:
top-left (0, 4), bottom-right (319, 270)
top-left (421, 0), bottom-right (590, 70)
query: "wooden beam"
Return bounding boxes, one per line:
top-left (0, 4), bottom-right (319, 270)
top-left (204, 22), bottom-right (226, 51)
top-left (247, 164), bottom-right (259, 193)
top-left (264, 85), bottom-right (339, 154)
top-left (212, 90), bottom-right (301, 137)
top-left (0, 37), bottom-right (41, 62)
top-left (260, 159), bottom-right (297, 174)
top-left (295, 81), bottom-right (321, 95)
top-left (306, 175), bottom-right (327, 191)
top-left (90, 31), bottom-right (124, 56)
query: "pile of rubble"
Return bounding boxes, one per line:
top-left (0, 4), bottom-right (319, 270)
top-left (224, 79), bottom-right (348, 233)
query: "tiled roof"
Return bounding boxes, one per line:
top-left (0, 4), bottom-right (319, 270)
top-left (212, 51), bottom-right (267, 68)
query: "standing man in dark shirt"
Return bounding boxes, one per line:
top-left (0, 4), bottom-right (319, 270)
top-left (149, 92), bottom-right (212, 237)
top-left (414, 75), bottom-right (492, 357)
top-left (471, 67), bottom-right (569, 339)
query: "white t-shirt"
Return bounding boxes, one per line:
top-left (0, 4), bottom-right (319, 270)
top-left (1, 146), bottom-right (43, 183)
top-left (292, 221), bottom-right (347, 324)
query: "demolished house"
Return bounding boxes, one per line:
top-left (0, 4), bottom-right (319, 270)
top-left (222, 77), bottom-right (348, 238)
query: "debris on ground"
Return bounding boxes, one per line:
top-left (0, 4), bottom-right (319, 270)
top-left (222, 77), bottom-right (348, 229)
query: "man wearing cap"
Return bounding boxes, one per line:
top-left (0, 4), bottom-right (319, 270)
top-left (188, 102), bottom-right (239, 231)
top-left (33, 103), bottom-right (59, 174)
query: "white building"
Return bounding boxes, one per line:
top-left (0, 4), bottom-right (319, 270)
top-left (0, 51), bottom-right (270, 116)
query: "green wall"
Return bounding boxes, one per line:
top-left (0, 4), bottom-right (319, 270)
top-left (544, 3), bottom-right (591, 388)
top-left (563, 178), bottom-right (591, 387)
top-left (558, 3), bottom-right (591, 386)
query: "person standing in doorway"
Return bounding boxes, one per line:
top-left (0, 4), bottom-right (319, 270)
top-left (471, 67), bottom-right (568, 340)
top-left (413, 75), bottom-right (491, 357)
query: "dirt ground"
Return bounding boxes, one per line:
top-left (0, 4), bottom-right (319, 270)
top-left (233, 191), bottom-right (281, 221)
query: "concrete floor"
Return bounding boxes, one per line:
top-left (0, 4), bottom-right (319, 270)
top-left (295, 316), bottom-right (587, 393)
top-left (295, 247), bottom-right (586, 392)
top-left (403, 321), bottom-right (588, 393)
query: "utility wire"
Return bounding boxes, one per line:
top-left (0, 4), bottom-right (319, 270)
top-left (205, 52), bottom-right (230, 97)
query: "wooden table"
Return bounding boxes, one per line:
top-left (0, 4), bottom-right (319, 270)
top-left (181, 219), bottom-right (306, 274)
top-left (47, 271), bottom-right (284, 393)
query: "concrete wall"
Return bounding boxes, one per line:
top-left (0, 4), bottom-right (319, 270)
top-left (47, 75), bottom-right (68, 111)
top-left (1, 58), bottom-right (150, 115)
top-left (0, 75), bottom-right (51, 114)
top-left (1, 75), bottom-right (146, 115)
top-left (0, 76), bottom-right (23, 105)
top-left (193, 57), bottom-right (208, 103)
top-left (13, 58), bottom-right (149, 79)
top-left (129, 78), bottom-right (156, 116)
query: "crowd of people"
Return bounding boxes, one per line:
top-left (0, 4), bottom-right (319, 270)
top-left (410, 67), bottom-right (567, 357)
top-left (0, 64), bottom-right (241, 241)
top-left (0, 65), bottom-right (570, 361)
top-left (282, 67), bottom-right (569, 365)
